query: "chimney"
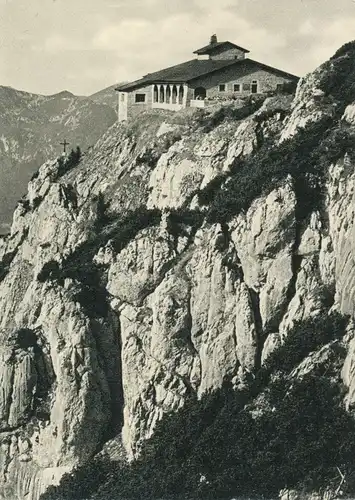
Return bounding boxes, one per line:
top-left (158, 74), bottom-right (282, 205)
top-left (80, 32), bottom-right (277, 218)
top-left (210, 34), bottom-right (218, 45)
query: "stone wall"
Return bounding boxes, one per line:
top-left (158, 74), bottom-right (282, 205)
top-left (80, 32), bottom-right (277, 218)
top-left (189, 62), bottom-right (295, 99)
top-left (120, 61), bottom-right (296, 121)
top-left (126, 84), bottom-right (153, 120)
top-left (118, 92), bottom-right (127, 121)
top-left (209, 46), bottom-right (247, 61)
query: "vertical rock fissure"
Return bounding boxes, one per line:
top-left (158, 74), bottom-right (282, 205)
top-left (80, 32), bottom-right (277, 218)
top-left (184, 281), bottom-right (199, 359)
top-left (279, 178), bottom-right (310, 326)
top-left (265, 181), bottom-right (305, 337)
top-left (265, 251), bottom-right (303, 339)
top-left (184, 283), bottom-right (201, 393)
top-left (108, 313), bottom-right (124, 437)
top-left (221, 222), bottom-right (264, 372)
top-left (220, 222), bottom-right (245, 281)
top-left (90, 311), bottom-right (124, 449)
top-left (254, 121), bottom-right (265, 150)
top-left (3, 361), bottom-right (15, 430)
top-left (33, 341), bottom-right (56, 422)
top-left (247, 287), bottom-right (264, 371)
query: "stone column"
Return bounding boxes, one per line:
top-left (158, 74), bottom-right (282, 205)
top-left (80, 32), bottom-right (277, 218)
top-left (183, 84), bottom-right (188, 108)
top-left (169, 85), bottom-right (173, 104)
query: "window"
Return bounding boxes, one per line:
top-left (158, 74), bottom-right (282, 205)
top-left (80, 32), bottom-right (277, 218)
top-left (251, 80), bottom-right (258, 94)
top-left (243, 83), bottom-right (251, 92)
top-left (219, 84), bottom-right (226, 92)
top-left (233, 83), bottom-right (241, 92)
top-left (135, 93), bottom-right (146, 103)
top-left (276, 83), bottom-right (284, 92)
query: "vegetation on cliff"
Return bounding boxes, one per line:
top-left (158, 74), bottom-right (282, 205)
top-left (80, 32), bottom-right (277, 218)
top-left (320, 40), bottom-right (355, 109)
top-left (41, 312), bottom-right (354, 500)
top-left (14, 40), bottom-right (355, 500)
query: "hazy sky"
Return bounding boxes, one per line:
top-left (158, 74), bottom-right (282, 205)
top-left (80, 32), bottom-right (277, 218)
top-left (1, 0), bottom-right (355, 96)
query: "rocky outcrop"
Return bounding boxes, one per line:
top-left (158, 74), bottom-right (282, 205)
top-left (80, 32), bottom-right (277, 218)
top-left (0, 85), bottom-right (117, 235)
top-left (1, 53), bottom-right (355, 499)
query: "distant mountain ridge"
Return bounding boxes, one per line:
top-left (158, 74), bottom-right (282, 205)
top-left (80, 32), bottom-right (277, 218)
top-left (0, 84), bottom-right (117, 233)
top-left (88, 83), bottom-right (125, 110)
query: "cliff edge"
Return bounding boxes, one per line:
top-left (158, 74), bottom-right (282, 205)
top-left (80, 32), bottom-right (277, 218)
top-left (1, 42), bottom-right (355, 500)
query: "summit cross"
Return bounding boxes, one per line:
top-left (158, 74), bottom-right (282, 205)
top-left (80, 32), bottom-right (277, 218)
top-left (60, 139), bottom-right (70, 154)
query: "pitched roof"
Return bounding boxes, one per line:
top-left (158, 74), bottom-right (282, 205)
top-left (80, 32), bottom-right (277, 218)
top-left (116, 59), bottom-right (240, 91)
top-left (241, 59), bottom-right (300, 82)
top-left (193, 41), bottom-right (250, 55)
top-left (116, 58), bottom-right (299, 92)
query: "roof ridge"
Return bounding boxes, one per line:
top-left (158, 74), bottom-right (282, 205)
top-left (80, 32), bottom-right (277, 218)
top-left (193, 40), bottom-right (250, 55)
top-left (140, 58), bottom-right (197, 78)
top-left (116, 56), bottom-right (299, 92)
top-left (116, 58), bottom-right (240, 92)
top-left (245, 58), bottom-right (299, 80)
top-left (185, 58), bottom-right (242, 82)
top-left (116, 58), bottom-right (197, 91)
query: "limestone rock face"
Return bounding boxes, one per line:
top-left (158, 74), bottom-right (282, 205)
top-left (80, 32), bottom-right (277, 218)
top-left (279, 66), bottom-right (334, 142)
top-left (1, 63), bottom-right (355, 499)
top-left (229, 178), bottom-right (296, 334)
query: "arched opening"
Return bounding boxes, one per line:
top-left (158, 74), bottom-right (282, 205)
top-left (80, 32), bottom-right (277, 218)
top-left (153, 85), bottom-right (158, 103)
top-left (172, 85), bottom-right (178, 104)
top-left (178, 85), bottom-right (184, 105)
top-left (159, 85), bottom-right (165, 103)
top-left (166, 85), bottom-right (171, 103)
top-left (194, 87), bottom-right (206, 100)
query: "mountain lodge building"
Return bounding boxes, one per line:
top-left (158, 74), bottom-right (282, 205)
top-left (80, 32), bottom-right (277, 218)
top-left (116, 34), bottom-right (299, 122)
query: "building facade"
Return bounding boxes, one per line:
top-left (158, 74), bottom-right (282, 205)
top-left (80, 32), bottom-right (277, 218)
top-left (116, 35), bottom-right (299, 122)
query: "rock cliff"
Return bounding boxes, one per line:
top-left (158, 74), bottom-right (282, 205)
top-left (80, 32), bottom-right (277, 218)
top-left (1, 44), bottom-right (355, 499)
top-left (0, 85), bottom-right (117, 234)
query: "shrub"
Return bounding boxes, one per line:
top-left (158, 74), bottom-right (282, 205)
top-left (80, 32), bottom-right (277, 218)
top-left (94, 191), bottom-right (111, 230)
top-left (18, 198), bottom-right (31, 212)
top-left (32, 196), bottom-right (43, 209)
top-left (40, 375), bottom-right (355, 500)
top-left (41, 456), bottom-right (118, 500)
top-left (202, 116), bottom-right (355, 226)
top-left (30, 169), bottom-right (40, 181)
top-left (37, 260), bottom-right (61, 283)
top-left (199, 98), bottom-right (264, 133)
top-left (162, 131), bottom-right (182, 151)
top-left (0, 249), bottom-right (18, 283)
top-left (62, 183), bottom-right (78, 210)
top-left (330, 40), bottom-right (355, 61)
top-left (37, 207), bottom-right (162, 318)
top-left (167, 208), bottom-right (205, 240)
top-left (66, 146), bottom-right (82, 169)
top-left (37, 256), bottom-right (109, 318)
top-left (254, 311), bottom-right (349, 391)
top-left (56, 146), bottom-right (82, 178)
top-left (197, 172), bottom-right (227, 206)
top-left (71, 263), bottom-right (110, 318)
top-left (40, 311), bottom-right (352, 500)
top-left (135, 132), bottom-right (182, 169)
top-left (135, 149), bottom-right (159, 168)
top-left (320, 40), bottom-right (355, 109)
top-left (253, 107), bottom-right (289, 123)
top-left (54, 248), bottom-right (110, 318)
top-left (108, 207), bottom-right (161, 253)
